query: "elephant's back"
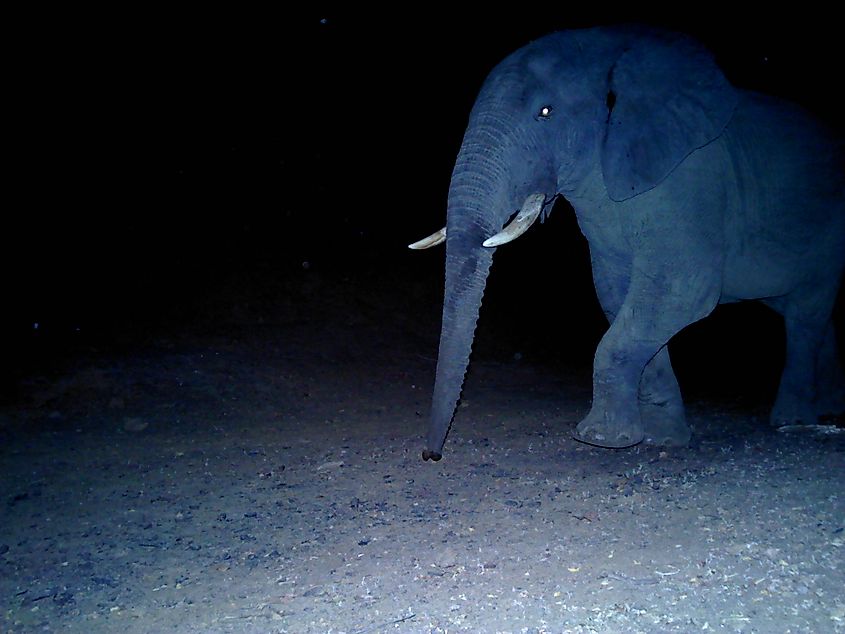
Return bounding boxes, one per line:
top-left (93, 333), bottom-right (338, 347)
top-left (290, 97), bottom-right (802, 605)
top-left (725, 92), bottom-right (844, 228)
top-left (720, 92), bottom-right (845, 299)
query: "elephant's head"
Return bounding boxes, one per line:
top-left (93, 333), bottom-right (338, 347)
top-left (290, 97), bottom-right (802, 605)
top-left (411, 25), bottom-right (737, 460)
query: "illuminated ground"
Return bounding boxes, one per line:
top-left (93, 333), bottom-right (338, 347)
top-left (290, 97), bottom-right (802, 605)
top-left (2, 267), bottom-right (843, 633)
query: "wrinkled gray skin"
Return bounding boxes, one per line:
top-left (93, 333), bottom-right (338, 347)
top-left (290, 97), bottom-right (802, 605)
top-left (420, 25), bottom-right (845, 460)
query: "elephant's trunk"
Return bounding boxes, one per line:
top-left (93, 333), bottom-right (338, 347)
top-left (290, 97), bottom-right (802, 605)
top-left (423, 241), bottom-right (493, 460)
top-left (423, 112), bottom-right (517, 460)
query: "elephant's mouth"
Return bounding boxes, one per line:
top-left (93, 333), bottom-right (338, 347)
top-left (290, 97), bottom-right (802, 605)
top-left (408, 193), bottom-right (550, 251)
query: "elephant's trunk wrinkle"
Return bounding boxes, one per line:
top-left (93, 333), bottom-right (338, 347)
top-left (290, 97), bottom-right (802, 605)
top-left (454, 146), bottom-right (510, 194)
top-left (449, 126), bottom-right (527, 235)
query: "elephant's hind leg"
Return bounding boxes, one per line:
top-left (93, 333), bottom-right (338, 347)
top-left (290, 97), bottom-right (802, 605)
top-left (816, 320), bottom-right (845, 420)
top-left (639, 347), bottom-right (691, 446)
top-left (769, 286), bottom-right (841, 427)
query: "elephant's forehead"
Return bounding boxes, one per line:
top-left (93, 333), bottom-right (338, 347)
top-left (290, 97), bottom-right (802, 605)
top-left (505, 31), bottom-right (620, 83)
top-left (484, 37), bottom-right (606, 98)
top-left (511, 25), bottom-right (668, 75)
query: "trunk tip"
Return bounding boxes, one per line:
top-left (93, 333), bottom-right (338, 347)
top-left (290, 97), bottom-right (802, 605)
top-left (422, 450), bottom-right (442, 462)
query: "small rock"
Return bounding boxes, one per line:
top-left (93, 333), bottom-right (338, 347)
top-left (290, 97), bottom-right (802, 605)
top-left (123, 417), bottom-right (149, 432)
top-left (433, 546), bottom-right (458, 568)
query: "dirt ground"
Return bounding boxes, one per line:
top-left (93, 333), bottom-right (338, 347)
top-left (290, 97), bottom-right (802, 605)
top-left (1, 265), bottom-right (844, 634)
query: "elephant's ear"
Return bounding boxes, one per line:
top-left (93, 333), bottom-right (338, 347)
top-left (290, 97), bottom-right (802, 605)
top-left (601, 31), bottom-right (739, 201)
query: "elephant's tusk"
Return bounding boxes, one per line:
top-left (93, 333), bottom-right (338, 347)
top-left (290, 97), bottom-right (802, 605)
top-left (408, 227), bottom-right (446, 249)
top-left (482, 193), bottom-right (546, 247)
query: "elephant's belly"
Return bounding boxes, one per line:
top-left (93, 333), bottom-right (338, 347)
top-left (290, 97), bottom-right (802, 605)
top-left (722, 251), bottom-right (805, 303)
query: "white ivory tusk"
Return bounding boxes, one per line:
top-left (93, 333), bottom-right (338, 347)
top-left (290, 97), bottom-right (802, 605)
top-left (408, 227), bottom-right (446, 249)
top-left (482, 193), bottom-right (546, 247)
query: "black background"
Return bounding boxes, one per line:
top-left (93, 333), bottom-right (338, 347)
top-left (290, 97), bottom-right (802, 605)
top-left (4, 9), bottom-right (843, 405)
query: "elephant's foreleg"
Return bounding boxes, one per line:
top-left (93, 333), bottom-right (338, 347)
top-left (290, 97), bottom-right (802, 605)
top-left (574, 257), bottom-right (647, 447)
top-left (574, 252), bottom-right (720, 448)
top-left (639, 347), bottom-right (691, 446)
top-left (574, 318), bottom-right (656, 447)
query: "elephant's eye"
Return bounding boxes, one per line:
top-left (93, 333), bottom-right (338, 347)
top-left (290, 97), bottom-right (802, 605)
top-left (536, 105), bottom-right (553, 121)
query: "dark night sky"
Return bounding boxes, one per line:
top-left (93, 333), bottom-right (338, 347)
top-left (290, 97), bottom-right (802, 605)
top-left (5, 10), bottom-right (843, 391)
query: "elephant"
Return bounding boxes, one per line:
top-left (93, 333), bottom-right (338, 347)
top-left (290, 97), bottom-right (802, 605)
top-left (409, 24), bottom-right (845, 460)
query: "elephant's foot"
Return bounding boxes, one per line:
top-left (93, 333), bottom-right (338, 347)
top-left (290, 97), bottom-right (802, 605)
top-left (640, 408), bottom-right (691, 446)
top-left (816, 388), bottom-right (845, 421)
top-left (638, 396), bottom-right (691, 446)
top-left (770, 397), bottom-right (818, 428)
top-left (573, 408), bottom-right (644, 448)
